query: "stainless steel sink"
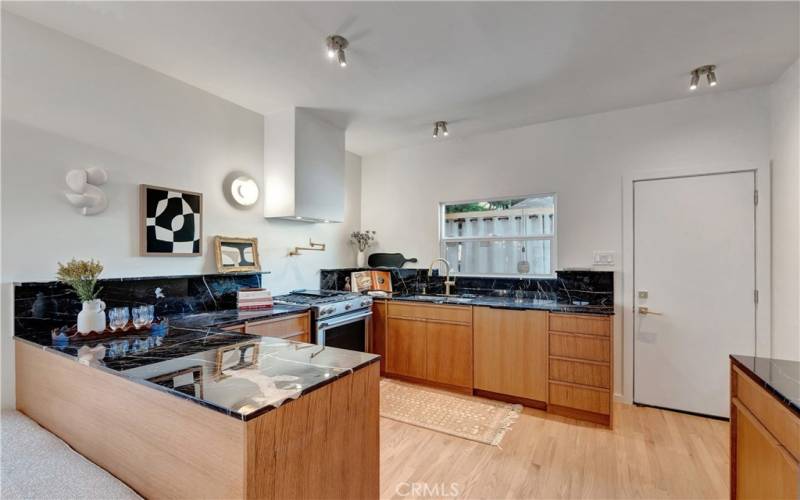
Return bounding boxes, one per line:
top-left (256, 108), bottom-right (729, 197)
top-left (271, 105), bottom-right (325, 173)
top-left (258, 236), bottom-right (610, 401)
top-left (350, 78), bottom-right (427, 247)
top-left (400, 295), bottom-right (474, 305)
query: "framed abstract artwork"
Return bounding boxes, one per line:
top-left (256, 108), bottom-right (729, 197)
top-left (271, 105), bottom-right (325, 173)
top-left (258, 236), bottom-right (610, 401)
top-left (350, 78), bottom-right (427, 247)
top-left (139, 184), bottom-right (203, 256)
top-left (214, 236), bottom-right (260, 273)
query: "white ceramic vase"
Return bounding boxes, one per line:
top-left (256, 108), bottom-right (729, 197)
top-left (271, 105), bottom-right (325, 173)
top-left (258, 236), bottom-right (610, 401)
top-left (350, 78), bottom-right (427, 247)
top-left (356, 251), bottom-right (366, 268)
top-left (77, 299), bottom-right (106, 333)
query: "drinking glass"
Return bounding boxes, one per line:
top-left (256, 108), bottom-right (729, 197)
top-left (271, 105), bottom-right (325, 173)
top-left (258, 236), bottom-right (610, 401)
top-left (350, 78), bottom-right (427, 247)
top-left (132, 307), bottom-right (148, 329)
top-left (108, 307), bottom-right (129, 331)
top-left (145, 304), bottom-right (155, 326)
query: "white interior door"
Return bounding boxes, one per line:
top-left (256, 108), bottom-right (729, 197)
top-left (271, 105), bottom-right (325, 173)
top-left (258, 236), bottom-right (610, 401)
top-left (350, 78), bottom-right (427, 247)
top-left (634, 171), bottom-right (756, 418)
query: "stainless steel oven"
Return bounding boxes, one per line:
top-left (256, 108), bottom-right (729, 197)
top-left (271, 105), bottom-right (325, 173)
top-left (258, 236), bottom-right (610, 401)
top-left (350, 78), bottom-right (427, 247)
top-left (316, 308), bottom-right (372, 352)
top-left (273, 290), bottom-right (373, 353)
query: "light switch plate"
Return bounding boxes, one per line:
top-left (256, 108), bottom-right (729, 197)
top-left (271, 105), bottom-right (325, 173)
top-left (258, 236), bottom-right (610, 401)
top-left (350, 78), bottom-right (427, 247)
top-left (593, 251), bottom-right (615, 266)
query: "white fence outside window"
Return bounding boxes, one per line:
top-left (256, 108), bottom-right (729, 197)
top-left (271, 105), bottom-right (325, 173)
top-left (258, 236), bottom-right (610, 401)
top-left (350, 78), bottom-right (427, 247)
top-left (439, 194), bottom-right (556, 277)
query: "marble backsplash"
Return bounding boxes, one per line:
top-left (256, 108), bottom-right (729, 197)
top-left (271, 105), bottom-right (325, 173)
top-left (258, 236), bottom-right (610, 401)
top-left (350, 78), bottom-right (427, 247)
top-left (14, 273), bottom-right (264, 339)
top-left (319, 268), bottom-right (614, 306)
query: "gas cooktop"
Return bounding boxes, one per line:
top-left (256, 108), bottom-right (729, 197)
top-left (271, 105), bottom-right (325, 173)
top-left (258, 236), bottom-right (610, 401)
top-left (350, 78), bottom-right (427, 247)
top-left (274, 290), bottom-right (372, 318)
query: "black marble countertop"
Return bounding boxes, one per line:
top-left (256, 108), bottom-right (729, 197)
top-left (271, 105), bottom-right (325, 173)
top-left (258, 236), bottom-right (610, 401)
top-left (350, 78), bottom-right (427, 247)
top-left (167, 304), bottom-right (310, 329)
top-left (383, 294), bottom-right (615, 316)
top-left (15, 325), bottom-right (379, 421)
top-left (731, 355), bottom-right (800, 417)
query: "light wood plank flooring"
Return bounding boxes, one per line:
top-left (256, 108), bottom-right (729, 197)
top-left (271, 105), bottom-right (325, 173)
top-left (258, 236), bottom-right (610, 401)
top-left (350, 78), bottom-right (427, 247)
top-left (381, 398), bottom-right (729, 499)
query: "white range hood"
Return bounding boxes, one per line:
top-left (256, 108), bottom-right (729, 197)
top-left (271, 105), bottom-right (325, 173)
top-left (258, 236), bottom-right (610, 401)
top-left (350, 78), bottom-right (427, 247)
top-left (264, 107), bottom-right (345, 223)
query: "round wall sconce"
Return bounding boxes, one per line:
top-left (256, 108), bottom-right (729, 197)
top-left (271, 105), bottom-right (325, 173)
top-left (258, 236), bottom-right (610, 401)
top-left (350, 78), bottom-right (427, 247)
top-left (224, 172), bottom-right (260, 208)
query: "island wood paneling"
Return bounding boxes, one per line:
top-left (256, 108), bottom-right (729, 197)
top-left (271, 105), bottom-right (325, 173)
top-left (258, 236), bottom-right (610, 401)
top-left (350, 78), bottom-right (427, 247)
top-left (730, 363), bottom-right (800, 500)
top-left (15, 340), bottom-right (245, 499)
top-left (16, 340), bottom-right (379, 500)
top-left (473, 307), bottom-right (548, 403)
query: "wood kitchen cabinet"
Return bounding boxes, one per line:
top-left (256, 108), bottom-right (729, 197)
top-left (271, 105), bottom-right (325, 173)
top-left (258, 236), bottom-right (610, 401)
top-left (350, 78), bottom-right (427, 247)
top-left (730, 361), bottom-right (799, 500)
top-left (371, 300), bottom-right (387, 373)
top-left (426, 321), bottom-right (473, 388)
top-left (244, 312), bottom-right (310, 343)
top-left (473, 307), bottom-right (548, 406)
top-left (386, 317), bottom-right (427, 379)
top-left (385, 301), bottom-right (473, 390)
top-left (547, 312), bottom-right (614, 427)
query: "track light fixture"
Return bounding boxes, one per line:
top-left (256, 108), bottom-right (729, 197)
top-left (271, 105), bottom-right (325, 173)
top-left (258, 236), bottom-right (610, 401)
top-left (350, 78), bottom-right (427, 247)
top-left (326, 35), bottom-right (349, 68)
top-left (688, 65), bottom-right (717, 91)
top-left (433, 121), bottom-right (449, 138)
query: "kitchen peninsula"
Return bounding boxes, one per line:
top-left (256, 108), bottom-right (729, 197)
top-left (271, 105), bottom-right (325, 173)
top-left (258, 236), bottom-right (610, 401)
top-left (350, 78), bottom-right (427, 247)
top-left (15, 323), bottom-right (380, 499)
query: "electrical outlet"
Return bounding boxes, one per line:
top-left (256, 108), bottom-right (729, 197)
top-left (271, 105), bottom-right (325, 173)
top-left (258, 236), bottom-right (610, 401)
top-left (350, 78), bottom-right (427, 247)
top-left (593, 251), bottom-right (615, 266)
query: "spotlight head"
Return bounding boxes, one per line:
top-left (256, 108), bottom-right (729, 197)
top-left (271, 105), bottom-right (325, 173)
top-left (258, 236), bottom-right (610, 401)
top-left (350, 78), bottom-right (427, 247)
top-left (707, 68), bottom-right (717, 87)
top-left (325, 35), bottom-right (349, 67)
top-left (432, 123), bottom-right (439, 138)
top-left (689, 70), bottom-right (699, 91)
top-left (441, 122), bottom-right (449, 136)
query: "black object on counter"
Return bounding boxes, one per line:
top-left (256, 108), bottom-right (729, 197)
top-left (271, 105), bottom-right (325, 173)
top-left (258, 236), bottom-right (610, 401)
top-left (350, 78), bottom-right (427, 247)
top-left (367, 252), bottom-right (418, 268)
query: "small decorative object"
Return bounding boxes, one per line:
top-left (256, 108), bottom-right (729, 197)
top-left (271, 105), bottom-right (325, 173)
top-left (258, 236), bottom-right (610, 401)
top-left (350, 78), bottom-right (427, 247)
top-left (56, 258), bottom-right (105, 334)
top-left (350, 230), bottom-right (376, 267)
top-left (223, 173), bottom-right (260, 208)
top-left (351, 270), bottom-right (393, 293)
top-left (351, 271), bottom-right (372, 292)
top-left (288, 239), bottom-right (326, 256)
top-left (214, 236), bottom-right (261, 272)
top-left (64, 166), bottom-right (108, 215)
top-left (140, 184), bottom-right (202, 256)
top-left (237, 288), bottom-right (273, 310)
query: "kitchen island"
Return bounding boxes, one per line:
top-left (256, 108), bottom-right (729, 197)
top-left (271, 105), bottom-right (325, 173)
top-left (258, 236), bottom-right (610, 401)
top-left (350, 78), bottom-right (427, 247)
top-left (15, 325), bottom-right (380, 499)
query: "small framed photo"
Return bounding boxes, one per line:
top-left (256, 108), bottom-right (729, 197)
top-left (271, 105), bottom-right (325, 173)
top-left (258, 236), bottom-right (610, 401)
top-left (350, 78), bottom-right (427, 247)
top-left (214, 236), bottom-right (261, 273)
top-left (140, 184), bottom-right (203, 256)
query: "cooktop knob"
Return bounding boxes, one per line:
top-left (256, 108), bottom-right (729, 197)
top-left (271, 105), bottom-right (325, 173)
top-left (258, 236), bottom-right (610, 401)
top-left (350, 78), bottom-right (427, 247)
top-left (345, 304), bottom-right (352, 310)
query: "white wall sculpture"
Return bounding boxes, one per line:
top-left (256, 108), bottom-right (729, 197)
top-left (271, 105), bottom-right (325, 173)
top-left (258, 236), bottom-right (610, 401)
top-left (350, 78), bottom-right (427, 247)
top-left (64, 166), bottom-right (108, 215)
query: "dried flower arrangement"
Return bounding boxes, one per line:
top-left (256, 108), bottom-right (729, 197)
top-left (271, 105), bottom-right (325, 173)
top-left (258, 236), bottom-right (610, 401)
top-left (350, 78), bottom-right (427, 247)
top-left (56, 258), bottom-right (104, 302)
top-left (350, 230), bottom-right (376, 252)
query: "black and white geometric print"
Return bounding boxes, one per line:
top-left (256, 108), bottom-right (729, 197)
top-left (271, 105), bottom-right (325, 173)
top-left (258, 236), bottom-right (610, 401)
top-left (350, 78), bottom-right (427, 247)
top-left (143, 187), bottom-right (202, 255)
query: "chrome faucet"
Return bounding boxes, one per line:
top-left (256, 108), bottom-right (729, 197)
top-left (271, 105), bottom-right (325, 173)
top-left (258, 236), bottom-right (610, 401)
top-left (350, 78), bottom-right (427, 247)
top-left (428, 258), bottom-right (456, 296)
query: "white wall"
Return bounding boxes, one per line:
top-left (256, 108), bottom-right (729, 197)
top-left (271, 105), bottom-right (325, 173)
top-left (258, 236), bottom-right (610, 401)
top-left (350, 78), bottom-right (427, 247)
top-left (0, 14), bottom-right (361, 408)
top-left (362, 86), bottom-right (772, 400)
top-left (769, 59), bottom-right (800, 361)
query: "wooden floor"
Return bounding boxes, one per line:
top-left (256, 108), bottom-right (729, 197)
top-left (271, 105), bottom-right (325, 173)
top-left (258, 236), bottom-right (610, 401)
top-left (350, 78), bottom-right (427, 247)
top-left (380, 396), bottom-right (729, 499)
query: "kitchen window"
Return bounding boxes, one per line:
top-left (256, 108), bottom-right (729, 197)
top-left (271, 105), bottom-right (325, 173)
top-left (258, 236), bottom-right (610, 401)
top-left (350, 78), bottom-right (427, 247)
top-left (439, 194), bottom-right (556, 277)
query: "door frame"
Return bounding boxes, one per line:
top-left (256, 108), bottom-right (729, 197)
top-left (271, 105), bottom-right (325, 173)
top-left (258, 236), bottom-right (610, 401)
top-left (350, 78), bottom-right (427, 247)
top-left (620, 162), bottom-right (771, 405)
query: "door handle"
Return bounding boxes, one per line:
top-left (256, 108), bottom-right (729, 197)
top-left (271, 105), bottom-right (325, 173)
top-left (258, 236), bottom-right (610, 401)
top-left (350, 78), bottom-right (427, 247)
top-left (638, 306), bottom-right (663, 316)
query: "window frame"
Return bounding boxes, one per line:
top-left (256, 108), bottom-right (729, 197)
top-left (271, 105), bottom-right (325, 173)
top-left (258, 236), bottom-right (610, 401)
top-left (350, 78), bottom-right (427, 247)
top-left (438, 193), bottom-right (558, 278)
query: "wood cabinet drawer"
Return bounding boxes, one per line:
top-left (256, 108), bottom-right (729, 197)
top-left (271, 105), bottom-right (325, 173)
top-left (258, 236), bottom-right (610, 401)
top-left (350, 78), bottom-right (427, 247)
top-left (549, 358), bottom-right (610, 389)
top-left (549, 332), bottom-right (610, 362)
top-left (245, 313), bottom-right (309, 339)
top-left (549, 313), bottom-right (611, 337)
top-left (734, 367), bottom-right (800, 460)
top-left (388, 302), bottom-right (472, 324)
top-left (223, 324), bottom-right (245, 333)
top-left (549, 382), bottom-right (610, 415)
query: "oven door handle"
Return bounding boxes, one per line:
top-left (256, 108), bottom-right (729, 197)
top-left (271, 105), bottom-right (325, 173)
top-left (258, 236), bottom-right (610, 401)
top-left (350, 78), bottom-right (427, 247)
top-left (317, 310), bottom-right (372, 330)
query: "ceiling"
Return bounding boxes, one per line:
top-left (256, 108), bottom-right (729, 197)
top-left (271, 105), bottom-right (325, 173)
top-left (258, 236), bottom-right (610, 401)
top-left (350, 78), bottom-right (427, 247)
top-left (3, 2), bottom-right (798, 156)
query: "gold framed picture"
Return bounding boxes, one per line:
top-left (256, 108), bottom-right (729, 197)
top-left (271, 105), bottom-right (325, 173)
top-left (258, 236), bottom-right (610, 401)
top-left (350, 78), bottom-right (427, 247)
top-left (214, 236), bottom-right (261, 273)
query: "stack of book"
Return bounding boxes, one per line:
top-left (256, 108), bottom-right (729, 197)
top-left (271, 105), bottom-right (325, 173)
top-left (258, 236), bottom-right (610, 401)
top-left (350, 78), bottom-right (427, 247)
top-left (237, 288), bottom-right (273, 310)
